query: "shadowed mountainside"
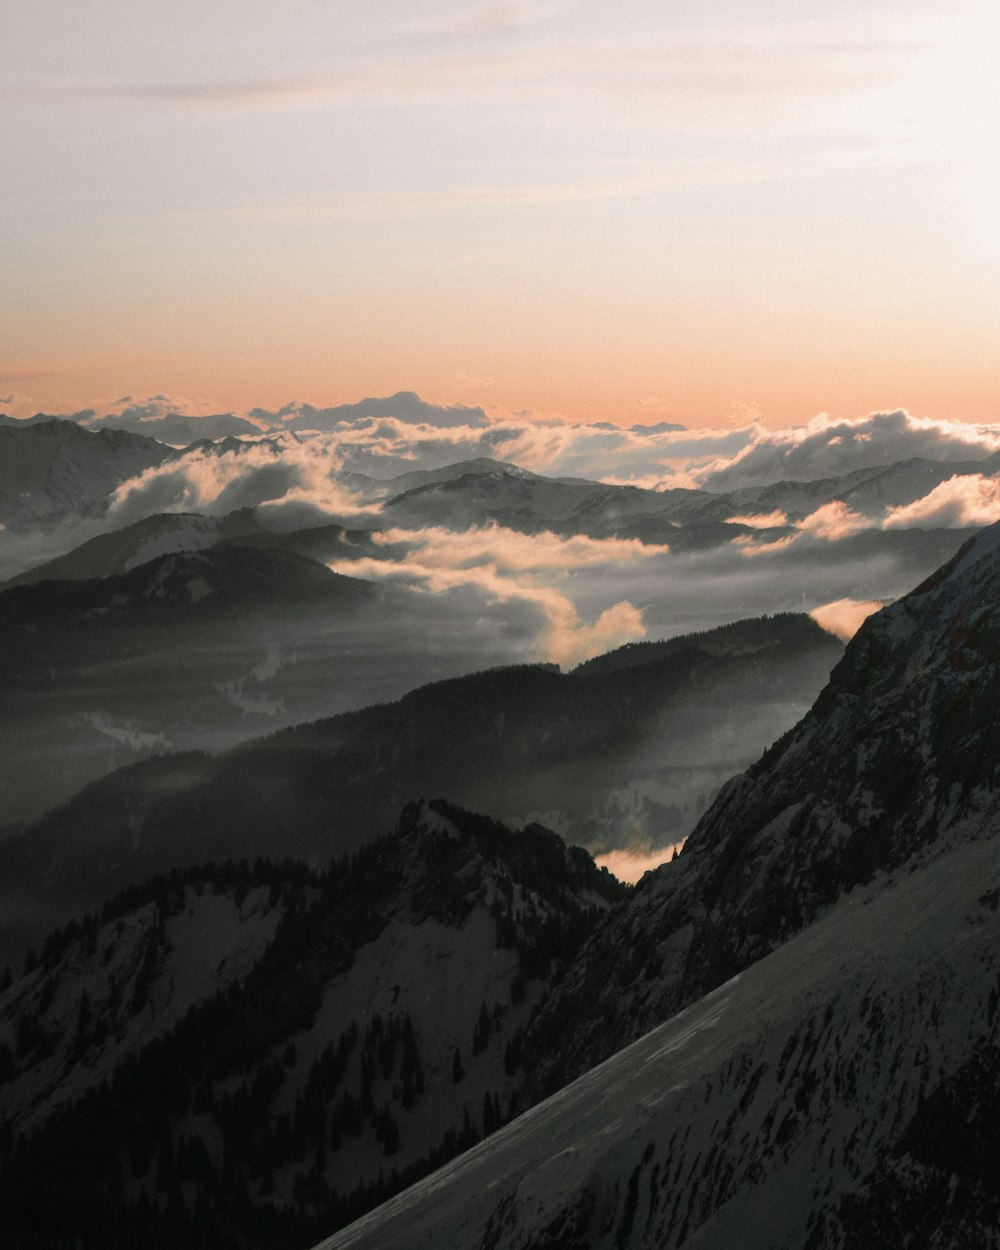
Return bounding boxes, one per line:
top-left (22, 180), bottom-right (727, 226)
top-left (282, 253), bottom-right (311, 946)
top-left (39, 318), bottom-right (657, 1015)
top-left (0, 801), bottom-right (623, 1249)
top-left (0, 613), bottom-right (842, 966)
top-left (303, 528), bottom-right (1000, 1250)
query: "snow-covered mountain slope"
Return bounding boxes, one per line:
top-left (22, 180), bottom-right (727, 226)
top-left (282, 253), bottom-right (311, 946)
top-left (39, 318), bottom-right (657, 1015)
top-left (0, 614), bottom-right (841, 966)
top-left (0, 873), bottom-right (285, 1134)
top-left (311, 828), bottom-right (1000, 1250)
top-left (1, 510), bottom-right (268, 587)
top-left (379, 452), bottom-right (999, 542)
top-left (349, 457), bottom-right (541, 503)
top-left (0, 802), bottom-right (623, 1249)
top-left (4, 506), bottom-right (391, 589)
top-left (518, 520), bottom-right (1000, 1092)
top-left (0, 419), bottom-right (174, 529)
top-left (312, 521), bottom-right (1000, 1250)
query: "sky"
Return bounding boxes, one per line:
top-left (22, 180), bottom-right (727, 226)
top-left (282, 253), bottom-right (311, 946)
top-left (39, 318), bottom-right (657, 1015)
top-left (3, 0), bottom-right (1000, 427)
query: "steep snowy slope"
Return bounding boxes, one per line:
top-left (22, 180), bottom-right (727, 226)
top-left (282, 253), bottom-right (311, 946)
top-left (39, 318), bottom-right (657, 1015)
top-left (0, 872), bottom-right (285, 1133)
top-left (311, 830), bottom-right (1000, 1250)
top-left (311, 520), bottom-right (1000, 1250)
top-left (522, 520), bottom-right (1000, 1090)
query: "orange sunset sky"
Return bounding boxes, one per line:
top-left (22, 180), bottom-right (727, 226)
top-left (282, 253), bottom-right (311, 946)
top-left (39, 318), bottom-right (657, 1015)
top-left (3, 0), bottom-right (1000, 428)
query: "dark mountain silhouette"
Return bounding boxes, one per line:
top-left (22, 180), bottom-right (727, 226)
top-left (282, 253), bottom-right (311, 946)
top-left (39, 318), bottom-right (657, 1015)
top-left (0, 534), bottom-right (564, 834)
top-left (520, 519), bottom-right (1000, 1092)
top-left (0, 801), bottom-right (623, 1250)
top-left (88, 410), bottom-right (265, 444)
top-left (308, 521), bottom-right (1000, 1250)
top-left (0, 545), bottom-right (378, 831)
top-left (0, 614), bottom-right (842, 964)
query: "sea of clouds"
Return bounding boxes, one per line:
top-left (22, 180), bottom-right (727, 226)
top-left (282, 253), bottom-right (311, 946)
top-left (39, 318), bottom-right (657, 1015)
top-left (3, 393), bottom-right (1000, 662)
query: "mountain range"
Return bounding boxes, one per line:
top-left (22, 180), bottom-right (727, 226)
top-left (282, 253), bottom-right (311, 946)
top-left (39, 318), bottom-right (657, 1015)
top-left (3, 419), bottom-right (996, 570)
top-left (1, 420), bottom-right (998, 1249)
top-left (2, 516), bottom-right (998, 1249)
top-left (0, 801), bottom-right (623, 1248)
top-left (0, 611), bottom-right (840, 968)
top-left (0, 420), bottom-right (173, 530)
top-left (309, 519), bottom-right (1000, 1250)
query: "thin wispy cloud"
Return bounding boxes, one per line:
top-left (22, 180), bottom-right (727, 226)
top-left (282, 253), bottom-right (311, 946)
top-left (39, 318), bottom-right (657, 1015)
top-left (432, 1), bottom-right (538, 36)
top-left (4, 23), bottom-right (920, 119)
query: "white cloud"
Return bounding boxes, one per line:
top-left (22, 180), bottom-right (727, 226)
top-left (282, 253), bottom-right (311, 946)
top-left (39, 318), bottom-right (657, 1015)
top-left (798, 500), bottom-right (869, 541)
top-left (369, 524), bottom-right (671, 574)
top-left (883, 473), bottom-right (1000, 529)
top-left (725, 510), bottom-right (789, 528)
top-left (97, 393), bottom-right (219, 422)
top-left (328, 524), bottom-right (653, 666)
top-left (810, 597), bottom-right (885, 641)
top-left (698, 409), bottom-right (1000, 491)
top-left (107, 438), bottom-right (375, 526)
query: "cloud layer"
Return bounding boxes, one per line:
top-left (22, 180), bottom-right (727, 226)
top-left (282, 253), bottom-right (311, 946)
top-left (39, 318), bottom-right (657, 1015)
top-left (328, 525), bottom-right (658, 666)
top-left (883, 474), bottom-right (1000, 529)
top-left (698, 410), bottom-right (1000, 491)
top-left (3, 399), bottom-right (999, 673)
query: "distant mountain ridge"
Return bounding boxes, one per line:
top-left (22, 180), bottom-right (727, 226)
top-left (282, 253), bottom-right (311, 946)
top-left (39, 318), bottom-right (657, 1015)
top-left (4, 440), bottom-right (990, 597)
top-left (2, 510), bottom-right (386, 589)
top-left (0, 544), bottom-right (389, 836)
top-left (0, 613), bottom-right (842, 962)
top-left (0, 419), bottom-right (174, 529)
